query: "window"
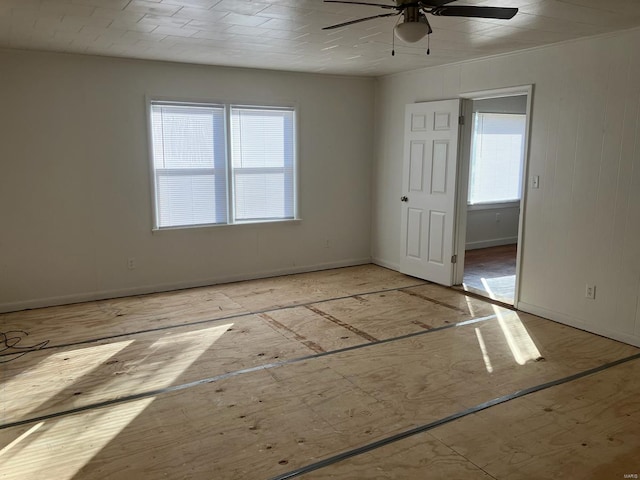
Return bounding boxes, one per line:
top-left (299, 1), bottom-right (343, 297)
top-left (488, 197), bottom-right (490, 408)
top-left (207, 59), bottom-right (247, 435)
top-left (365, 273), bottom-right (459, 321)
top-left (468, 113), bottom-right (526, 205)
top-left (231, 107), bottom-right (295, 222)
top-left (150, 101), bottom-right (296, 229)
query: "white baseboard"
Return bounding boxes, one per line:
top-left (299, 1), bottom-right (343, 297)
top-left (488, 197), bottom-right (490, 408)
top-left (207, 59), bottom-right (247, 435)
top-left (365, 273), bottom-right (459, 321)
top-left (0, 257), bottom-right (372, 313)
top-left (466, 237), bottom-right (518, 250)
top-left (371, 257), bottom-right (400, 272)
top-left (518, 301), bottom-right (640, 348)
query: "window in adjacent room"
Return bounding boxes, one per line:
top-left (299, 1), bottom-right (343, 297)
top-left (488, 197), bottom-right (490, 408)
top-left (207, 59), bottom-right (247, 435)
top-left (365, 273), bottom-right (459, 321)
top-left (468, 112), bottom-right (526, 205)
top-left (149, 101), bottom-right (297, 229)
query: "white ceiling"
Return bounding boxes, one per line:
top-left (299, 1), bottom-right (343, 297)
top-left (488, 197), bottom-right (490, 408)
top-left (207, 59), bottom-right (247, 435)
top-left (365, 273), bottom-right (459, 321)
top-left (2, 0), bottom-right (640, 76)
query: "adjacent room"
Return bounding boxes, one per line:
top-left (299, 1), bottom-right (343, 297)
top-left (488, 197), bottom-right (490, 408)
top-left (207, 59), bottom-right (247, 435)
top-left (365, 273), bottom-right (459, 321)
top-left (460, 94), bottom-right (528, 305)
top-left (1, 1), bottom-right (640, 478)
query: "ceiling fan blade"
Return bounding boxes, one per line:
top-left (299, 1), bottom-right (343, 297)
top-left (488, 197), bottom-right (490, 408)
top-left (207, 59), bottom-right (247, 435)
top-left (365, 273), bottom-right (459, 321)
top-left (322, 12), bottom-right (400, 30)
top-left (430, 6), bottom-right (518, 19)
top-left (323, 0), bottom-right (399, 10)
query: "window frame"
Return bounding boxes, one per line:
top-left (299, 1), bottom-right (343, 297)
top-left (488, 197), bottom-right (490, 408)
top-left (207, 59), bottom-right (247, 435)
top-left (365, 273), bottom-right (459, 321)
top-left (146, 97), bottom-right (300, 231)
top-left (229, 105), bottom-right (297, 224)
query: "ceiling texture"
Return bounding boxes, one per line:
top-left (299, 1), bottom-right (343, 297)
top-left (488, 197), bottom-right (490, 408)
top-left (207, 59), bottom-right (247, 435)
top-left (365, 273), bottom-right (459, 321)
top-left (2, 0), bottom-right (640, 76)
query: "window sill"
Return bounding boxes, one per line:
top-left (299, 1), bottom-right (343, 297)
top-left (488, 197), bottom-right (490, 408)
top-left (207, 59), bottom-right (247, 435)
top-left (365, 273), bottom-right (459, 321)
top-left (467, 201), bottom-right (520, 211)
top-left (152, 218), bottom-right (302, 233)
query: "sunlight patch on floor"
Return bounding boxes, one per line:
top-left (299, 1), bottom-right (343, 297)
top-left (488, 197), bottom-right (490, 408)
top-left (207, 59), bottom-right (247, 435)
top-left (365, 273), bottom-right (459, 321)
top-left (0, 398), bottom-right (154, 480)
top-left (480, 275), bottom-right (515, 303)
top-left (493, 306), bottom-right (541, 365)
top-left (464, 295), bottom-right (477, 317)
top-left (0, 422), bottom-right (44, 457)
top-left (474, 327), bottom-right (494, 373)
top-left (1, 340), bottom-right (133, 420)
top-left (0, 323), bottom-right (234, 479)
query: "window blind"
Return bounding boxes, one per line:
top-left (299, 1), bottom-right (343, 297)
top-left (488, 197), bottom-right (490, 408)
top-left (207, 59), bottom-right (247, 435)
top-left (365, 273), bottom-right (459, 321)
top-left (469, 113), bottom-right (526, 205)
top-left (150, 104), bottom-right (227, 228)
top-left (230, 107), bottom-right (295, 222)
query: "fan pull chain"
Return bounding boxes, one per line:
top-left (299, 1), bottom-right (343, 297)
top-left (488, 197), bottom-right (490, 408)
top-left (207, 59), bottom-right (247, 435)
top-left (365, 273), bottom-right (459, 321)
top-left (392, 28), bottom-right (395, 56)
top-left (426, 33), bottom-right (430, 55)
top-left (391, 13), bottom-right (402, 57)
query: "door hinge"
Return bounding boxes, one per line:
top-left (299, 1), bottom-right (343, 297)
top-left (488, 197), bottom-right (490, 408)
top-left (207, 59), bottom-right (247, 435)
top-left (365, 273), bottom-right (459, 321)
top-left (458, 115), bottom-right (465, 125)
top-left (451, 254), bottom-right (457, 264)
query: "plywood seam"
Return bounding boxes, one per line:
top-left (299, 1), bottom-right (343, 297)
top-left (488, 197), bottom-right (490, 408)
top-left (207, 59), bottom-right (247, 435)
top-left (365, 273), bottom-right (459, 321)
top-left (399, 289), bottom-right (468, 313)
top-left (0, 314), bottom-right (499, 432)
top-left (0, 282), bottom-right (427, 360)
top-left (258, 312), bottom-right (326, 354)
top-left (304, 305), bottom-right (379, 343)
top-left (430, 436), bottom-right (499, 480)
top-left (270, 354), bottom-right (640, 480)
top-left (456, 285), bottom-right (516, 310)
top-left (451, 285), bottom-right (517, 310)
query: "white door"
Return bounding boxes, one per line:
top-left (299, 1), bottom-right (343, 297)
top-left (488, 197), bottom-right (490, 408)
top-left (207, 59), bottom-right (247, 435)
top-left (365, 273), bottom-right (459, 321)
top-left (399, 99), bottom-right (460, 285)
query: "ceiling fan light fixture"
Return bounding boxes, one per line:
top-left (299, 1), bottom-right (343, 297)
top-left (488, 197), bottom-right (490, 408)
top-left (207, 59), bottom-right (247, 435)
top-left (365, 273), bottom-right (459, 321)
top-left (394, 21), bottom-right (429, 43)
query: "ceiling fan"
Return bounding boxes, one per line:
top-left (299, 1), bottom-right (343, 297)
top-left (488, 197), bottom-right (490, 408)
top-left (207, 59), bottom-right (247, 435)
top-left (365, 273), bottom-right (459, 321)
top-left (323, 1), bottom-right (518, 48)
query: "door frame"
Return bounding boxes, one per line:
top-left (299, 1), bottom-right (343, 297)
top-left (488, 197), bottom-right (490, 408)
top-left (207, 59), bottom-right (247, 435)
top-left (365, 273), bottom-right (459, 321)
top-left (453, 85), bottom-right (534, 308)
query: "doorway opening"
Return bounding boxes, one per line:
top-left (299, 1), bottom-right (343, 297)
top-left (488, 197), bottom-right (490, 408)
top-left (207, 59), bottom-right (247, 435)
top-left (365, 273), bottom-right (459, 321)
top-left (454, 89), bottom-right (532, 306)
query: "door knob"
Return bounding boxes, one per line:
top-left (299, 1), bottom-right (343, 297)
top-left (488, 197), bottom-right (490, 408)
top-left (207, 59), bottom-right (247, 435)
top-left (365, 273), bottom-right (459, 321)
top-left (401, 196), bottom-right (408, 202)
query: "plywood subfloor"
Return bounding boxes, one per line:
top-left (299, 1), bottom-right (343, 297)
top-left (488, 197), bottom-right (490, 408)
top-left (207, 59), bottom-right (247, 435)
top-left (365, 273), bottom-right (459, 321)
top-left (306, 360), bottom-right (640, 479)
top-left (1, 264), bottom-right (638, 479)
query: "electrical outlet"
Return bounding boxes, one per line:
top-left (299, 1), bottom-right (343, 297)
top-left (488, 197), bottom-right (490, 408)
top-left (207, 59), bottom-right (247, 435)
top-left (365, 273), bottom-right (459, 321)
top-left (495, 213), bottom-right (501, 223)
top-left (532, 175), bottom-right (540, 189)
top-left (127, 257), bottom-right (136, 270)
top-left (585, 284), bottom-right (596, 300)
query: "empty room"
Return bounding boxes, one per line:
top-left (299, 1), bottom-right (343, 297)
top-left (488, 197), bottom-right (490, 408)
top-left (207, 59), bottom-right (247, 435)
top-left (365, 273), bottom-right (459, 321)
top-left (1, 0), bottom-right (640, 479)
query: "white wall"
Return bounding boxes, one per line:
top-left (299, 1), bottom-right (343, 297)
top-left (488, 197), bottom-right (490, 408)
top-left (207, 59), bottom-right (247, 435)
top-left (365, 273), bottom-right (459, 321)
top-left (0, 49), bottom-right (375, 312)
top-left (466, 204), bottom-right (520, 250)
top-left (372, 28), bottom-right (640, 347)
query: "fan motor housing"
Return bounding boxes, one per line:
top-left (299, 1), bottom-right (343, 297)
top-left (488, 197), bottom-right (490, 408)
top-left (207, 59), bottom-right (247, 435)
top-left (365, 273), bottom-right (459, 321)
top-left (403, 6), bottom-right (421, 22)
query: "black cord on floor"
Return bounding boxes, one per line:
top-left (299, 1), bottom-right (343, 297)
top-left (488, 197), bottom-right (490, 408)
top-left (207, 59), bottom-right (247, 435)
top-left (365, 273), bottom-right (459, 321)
top-left (0, 330), bottom-right (50, 363)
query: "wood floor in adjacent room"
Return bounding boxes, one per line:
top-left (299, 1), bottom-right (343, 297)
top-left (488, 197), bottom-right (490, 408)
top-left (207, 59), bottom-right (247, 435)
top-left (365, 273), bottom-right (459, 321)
top-left (1, 265), bottom-right (639, 480)
top-left (463, 244), bottom-right (518, 304)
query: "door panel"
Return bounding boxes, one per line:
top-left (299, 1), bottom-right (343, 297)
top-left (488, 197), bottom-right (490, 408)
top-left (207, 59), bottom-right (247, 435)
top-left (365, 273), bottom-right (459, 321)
top-left (400, 99), bottom-right (460, 285)
top-left (409, 141), bottom-right (426, 191)
top-left (433, 111), bottom-right (452, 130)
top-left (406, 209), bottom-right (423, 258)
top-left (431, 141), bottom-right (449, 194)
top-left (428, 211), bottom-right (446, 264)
top-left (411, 113), bottom-right (427, 131)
